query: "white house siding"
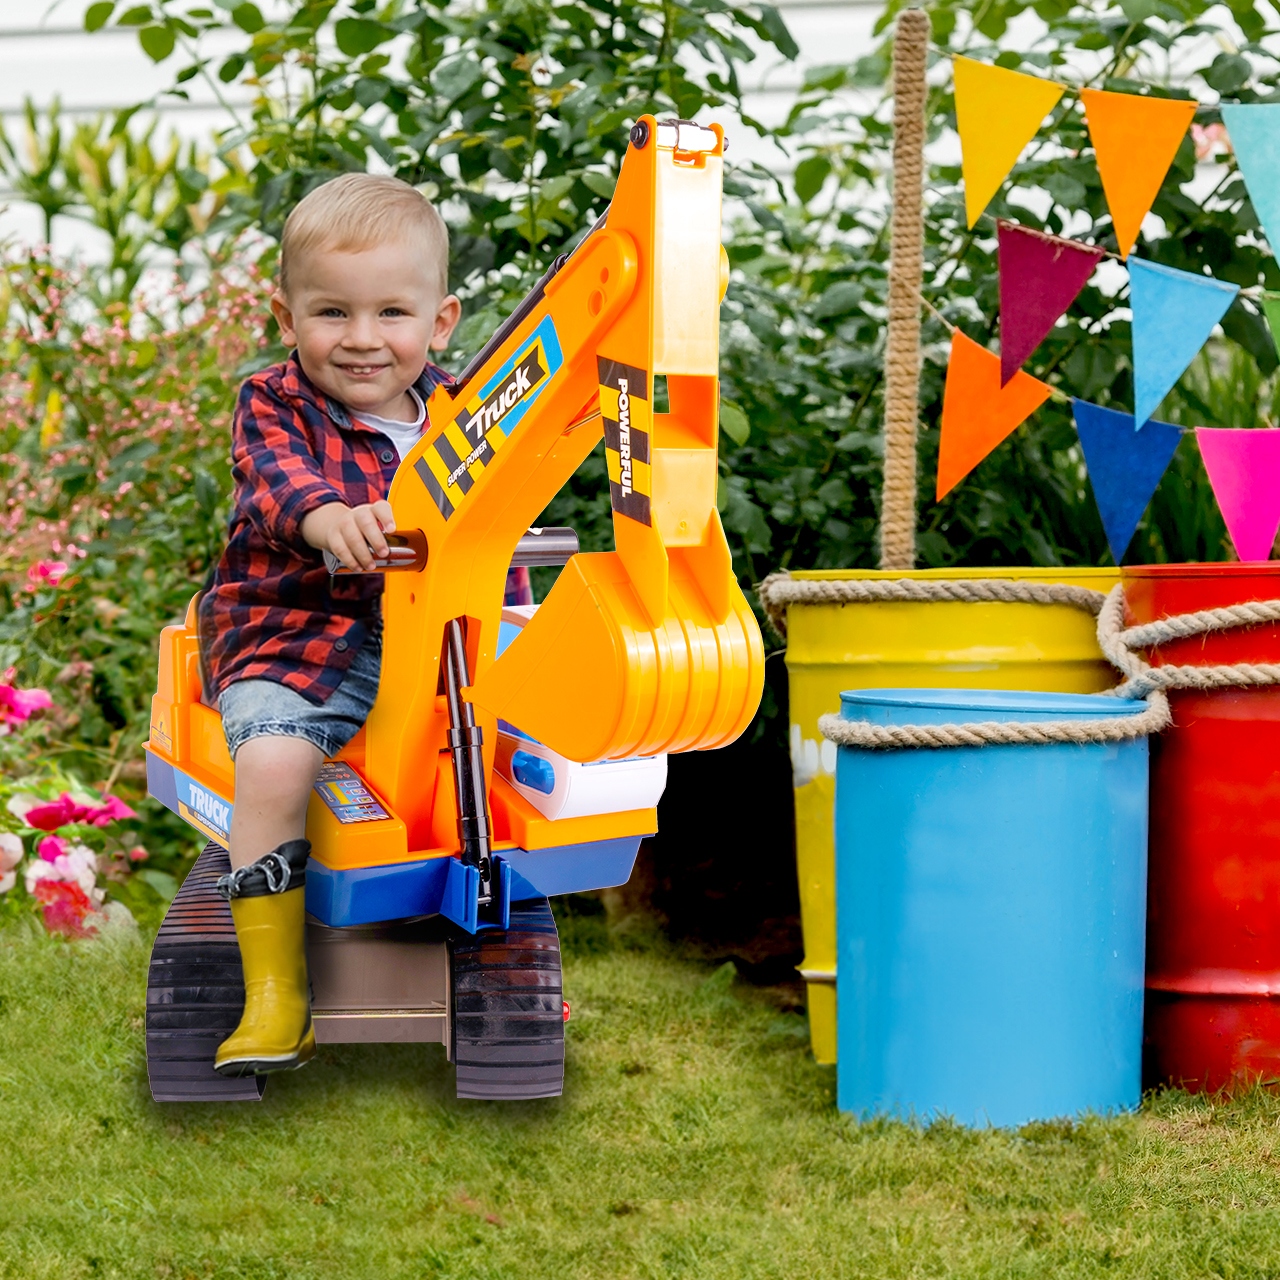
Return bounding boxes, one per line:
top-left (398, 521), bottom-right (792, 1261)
top-left (0, 0), bottom-right (882, 257)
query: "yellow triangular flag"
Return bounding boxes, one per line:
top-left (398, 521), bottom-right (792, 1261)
top-left (955, 57), bottom-right (1064, 228)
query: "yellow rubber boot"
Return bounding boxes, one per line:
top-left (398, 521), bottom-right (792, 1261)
top-left (215, 840), bottom-right (315, 1077)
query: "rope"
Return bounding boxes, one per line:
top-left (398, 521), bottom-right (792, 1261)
top-left (1095, 583), bottom-right (1280, 700)
top-left (880, 7), bottom-right (929, 572)
top-left (818, 692), bottom-right (1171, 749)
top-left (814, 581), bottom-right (1280, 747)
top-left (756, 570), bottom-right (1106, 641)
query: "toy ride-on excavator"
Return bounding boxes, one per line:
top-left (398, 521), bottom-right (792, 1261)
top-left (143, 116), bottom-right (765, 1103)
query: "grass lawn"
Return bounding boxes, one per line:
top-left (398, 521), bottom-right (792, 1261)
top-left (3, 903), bottom-right (1280, 1279)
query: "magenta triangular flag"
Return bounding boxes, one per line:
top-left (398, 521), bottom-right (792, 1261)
top-left (1197, 428), bottom-right (1280, 561)
top-left (998, 222), bottom-right (1105, 385)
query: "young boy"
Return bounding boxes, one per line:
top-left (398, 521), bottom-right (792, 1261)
top-left (197, 174), bottom-right (461, 1077)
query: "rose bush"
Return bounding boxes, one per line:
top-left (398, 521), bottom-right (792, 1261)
top-left (0, 243), bottom-right (273, 926)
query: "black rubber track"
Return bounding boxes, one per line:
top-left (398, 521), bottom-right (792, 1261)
top-left (145, 842), bottom-right (265, 1102)
top-left (451, 898), bottom-right (565, 1100)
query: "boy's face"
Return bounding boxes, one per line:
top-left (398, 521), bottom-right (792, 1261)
top-left (271, 238), bottom-right (460, 421)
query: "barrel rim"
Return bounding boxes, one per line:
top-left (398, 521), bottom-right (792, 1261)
top-left (791, 567), bottom-right (1119, 584)
top-left (837, 687), bottom-right (1146, 717)
top-left (1123, 562), bottom-right (1280, 580)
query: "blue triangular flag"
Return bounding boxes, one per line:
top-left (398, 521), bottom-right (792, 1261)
top-left (1221, 104), bottom-right (1280, 252)
top-left (1073, 398), bottom-right (1182, 562)
top-left (1130, 258), bottom-right (1239, 427)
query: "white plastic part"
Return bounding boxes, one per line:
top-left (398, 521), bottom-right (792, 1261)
top-left (654, 121), bottom-right (720, 153)
top-left (494, 606), bottom-right (669, 820)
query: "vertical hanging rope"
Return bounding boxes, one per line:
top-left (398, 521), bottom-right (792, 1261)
top-left (879, 6), bottom-right (929, 571)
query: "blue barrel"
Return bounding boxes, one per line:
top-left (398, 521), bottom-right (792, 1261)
top-left (834, 689), bottom-right (1149, 1127)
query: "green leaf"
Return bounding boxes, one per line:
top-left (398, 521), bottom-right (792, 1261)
top-left (1204, 52), bottom-right (1251, 95)
top-left (1043, 171), bottom-right (1087, 208)
top-left (539, 175), bottom-right (574, 204)
top-left (84, 2), bottom-right (116, 32)
top-left (812, 281), bottom-right (863, 319)
top-left (582, 171), bottom-right (615, 199)
top-left (230, 2), bottom-right (264, 33)
top-left (802, 64), bottom-right (846, 92)
top-left (1118, 0), bottom-right (1159, 20)
top-left (140, 869), bottom-right (178, 902)
top-left (116, 5), bottom-right (153, 25)
top-left (138, 24), bottom-right (175, 61)
top-left (756, 5), bottom-right (800, 60)
top-left (793, 155), bottom-right (831, 204)
top-left (720, 401), bottom-right (750, 445)
top-left (433, 55), bottom-right (483, 102)
top-left (218, 52), bottom-right (245, 83)
top-left (334, 17), bottom-right (393, 57)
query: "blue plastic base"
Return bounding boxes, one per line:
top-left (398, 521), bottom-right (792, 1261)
top-left (305, 836), bottom-right (641, 929)
top-left (145, 749), bottom-right (645, 932)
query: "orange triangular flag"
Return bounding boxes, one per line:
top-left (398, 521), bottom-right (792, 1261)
top-left (937, 331), bottom-right (1052, 500)
top-left (1080, 89), bottom-right (1196, 259)
top-left (956, 57), bottom-right (1064, 227)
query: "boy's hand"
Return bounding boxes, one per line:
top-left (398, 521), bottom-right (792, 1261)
top-left (301, 500), bottom-right (396, 571)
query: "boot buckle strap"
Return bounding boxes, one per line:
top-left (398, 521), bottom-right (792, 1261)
top-left (215, 849), bottom-right (295, 900)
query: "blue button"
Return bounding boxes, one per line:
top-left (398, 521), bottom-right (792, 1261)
top-left (380, 450), bottom-right (395, 464)
top-left (511, 750), bottom-right (556, 795)
top-left (334, 639), bottom-right (348, 652)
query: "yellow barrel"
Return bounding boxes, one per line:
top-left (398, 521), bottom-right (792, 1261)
top-left (784, 566), bottom-right (1120, 1063)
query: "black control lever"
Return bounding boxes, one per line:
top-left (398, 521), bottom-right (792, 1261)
top-left (442, 617), bottom-right (494, 912)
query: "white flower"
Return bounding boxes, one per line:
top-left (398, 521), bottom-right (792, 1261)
top-left (57, 844), bottom-right (99, 898)
top-left (25, 858), bottom-right (56, 894)
top-left (0, 870), bottom-right (14, 894)
top-left (24, 842), bottom-right (100, 899)
top-left (6, 794), bottom-right (38, 822)
top-left (0, 832), bottom-right (21, 874)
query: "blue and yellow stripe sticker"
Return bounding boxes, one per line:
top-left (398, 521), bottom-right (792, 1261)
top-left (416, 315), bottom-right (564, 519)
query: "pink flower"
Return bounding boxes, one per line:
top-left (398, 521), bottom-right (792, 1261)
top-left (31, 879), bottom-right (97, 938)
top-left (1191, 122), bottom-right (1231, 162)
top-left (128, 845), bottom-right (149, 863)
top-left (0, 668), bottom-right (52, 729)
top-left (25, 559), bottom-right (68, 590)
top-left (25, 796), bottom-right (77, 831)
top-left (22, 791), bottom-right (136, 832)
top-left (38, 834), bottom-right (66, 862)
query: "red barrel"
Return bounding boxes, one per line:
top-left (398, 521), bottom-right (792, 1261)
top-left (1125, 564), bottom-right (1280, 1092)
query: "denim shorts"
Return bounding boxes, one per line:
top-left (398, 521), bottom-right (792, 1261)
top-left (218, 638), bottom-right (382, 760)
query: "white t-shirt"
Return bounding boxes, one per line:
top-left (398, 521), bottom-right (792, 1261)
top-left (354, 386), bottom-right (426, 462)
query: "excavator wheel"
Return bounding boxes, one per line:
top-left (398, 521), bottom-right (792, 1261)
top-left (450, 898), bottom-right (566, 1100)
top-left (145, 842), bottom-right (266, 1102)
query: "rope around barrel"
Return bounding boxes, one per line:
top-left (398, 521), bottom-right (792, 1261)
top-left (756, 572), bottom-right (1280, 750)
top-left (1096, 585), bottom-right (1280, 699)
top-left (755, 570), bottom-right (1108, 641)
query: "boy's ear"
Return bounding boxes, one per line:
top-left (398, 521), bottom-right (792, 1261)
top-left (270, 291), bottom-right (298, 347)
top-left (430, 294), bottom-right (463, 352)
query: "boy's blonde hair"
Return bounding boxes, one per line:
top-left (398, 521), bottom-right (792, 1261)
top-left (279, 173), bottom-right (449, 297)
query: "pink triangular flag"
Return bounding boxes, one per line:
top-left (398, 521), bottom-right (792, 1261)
top-left (998, 222), bottom-right (1104, 385)
top-left (1196, 427), bottom-right (1280, 561)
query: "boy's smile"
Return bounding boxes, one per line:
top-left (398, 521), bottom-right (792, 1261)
top-left (271, 241), bottom-right (460, 422)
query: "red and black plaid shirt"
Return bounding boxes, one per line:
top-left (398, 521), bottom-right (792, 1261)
top-left (198, 353), bottom-right (453, 705)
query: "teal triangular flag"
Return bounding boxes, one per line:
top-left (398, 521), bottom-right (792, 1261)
top-left (1073, 399), bottom-right (1182, 562)
top-left (1221, 104), bottom-right (1280, 251)
top-left (1130, 259), bottom-right (1239, 427)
